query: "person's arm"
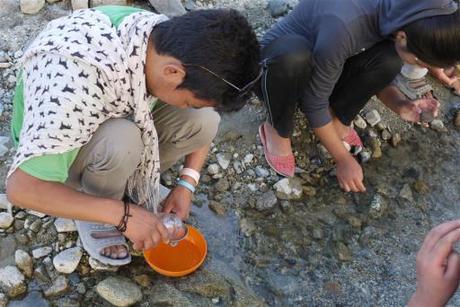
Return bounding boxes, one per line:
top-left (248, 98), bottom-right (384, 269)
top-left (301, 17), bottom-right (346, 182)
top-left (161, 144), bottom-right (210, 220)
top-left (408, 220), bottom-right (460, 307)
top-left (6, 169), bottom-right (169, 250)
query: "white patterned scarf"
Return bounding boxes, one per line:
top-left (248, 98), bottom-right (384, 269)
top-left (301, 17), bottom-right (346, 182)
top-left (7, 9), bottom-right (169, 212)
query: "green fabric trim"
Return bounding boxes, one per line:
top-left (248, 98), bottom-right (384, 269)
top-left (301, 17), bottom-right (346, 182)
top-left (95, 5), bottom-right (146, 28)
top-left (11, 70), bottom-right (24, 147)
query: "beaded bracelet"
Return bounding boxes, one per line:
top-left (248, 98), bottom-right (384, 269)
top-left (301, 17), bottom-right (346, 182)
top-left (115, 200), bottom-right (132, 233)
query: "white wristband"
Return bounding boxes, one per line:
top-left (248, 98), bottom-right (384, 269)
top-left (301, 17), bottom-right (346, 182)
top-left (180, 168), bottom-right (200, 185)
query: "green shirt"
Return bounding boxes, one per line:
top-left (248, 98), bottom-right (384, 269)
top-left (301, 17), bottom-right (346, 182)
top-left (12, 5), bottom-right (146, 182)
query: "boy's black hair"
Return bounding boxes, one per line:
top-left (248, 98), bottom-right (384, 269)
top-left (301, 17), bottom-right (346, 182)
top-left (151, 9), bottom-right (260, 112)
top-left (403, 10), bottom-right (460, 68)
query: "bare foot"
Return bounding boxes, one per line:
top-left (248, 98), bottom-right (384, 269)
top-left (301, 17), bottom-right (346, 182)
top-left (261, 122), bottom-right (292, 156)
top-left (92, 231), bottom-right (129, 259)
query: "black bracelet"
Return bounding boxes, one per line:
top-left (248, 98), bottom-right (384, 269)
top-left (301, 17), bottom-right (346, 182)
top-left (116, 200), bottom-right (132, 233)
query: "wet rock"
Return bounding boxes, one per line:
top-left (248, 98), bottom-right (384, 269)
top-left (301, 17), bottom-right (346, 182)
top-left (348, 216), bottom-right (362, 229)
top-left (255, 191), bottom-right (277, 211)
top-left (208, 201), bottom-right (226, 216)
top-left (381, 129), bottom-right (392, 141)
top-left (312, 228), bottom-right (323, 240)
top-left (369, 194), bottom-right (387, 219)
top-left (231, 284), bottom-right (265, 307)
top-left (32, 246), bottom-right (52, 259)
top-left (391, 133), bottom-right (401, 147)
top-left (455, 111), bottom-right (460, 127)
top-left (0, 293), bottom-right (6, 307)
top-left (177, 269), bottom-right (230, 298)
top-left (207, 163), bottom-right (220, 176)
top-left (20, 0), bottom-right (45, 14)
top-left (273, 178), bottom-right (303, 200)
top-left (358, 150), bottom-right (371, 163)
top-left (0, 213), bottom-right (14, 229)
top-left (44, 275), bottom-right (69, 297)
top-left (89, 0), bottom-right (127, 7)
top-left (54, 218), bottom-right (76, 233)
top-left (267, 0), bottom-right (288, 17)
top-left (53, 247), bottom-right (82, 274)
top-left (399, 183), bottom-right (414, 202)
top-left (216, 153), bottom-right (231, 170)
top-left (148, 0), bottom-right (186, 17)
top-left (88, 257), bottom-right (119, 272)
top-left (15, 250), bottom-right (32, 278)
top-left (255, 166), bottom-right (269, 178)
top-left (34, 265), bottom-right (50, 283)
top-left (413, 179), bottom-right (430, 194)
top-left (364, 110), bottom-right (381, 127)
top-left (370, 138), bottom-right (382, 159)
top-left (240, 218), bottom-right (256, 237)
top-left (215, 177), bottom-right (230, 192)
top-left (336, 242), bottom-right (352, 262)
top-left (0, 266), bottom-right (26, 297)
top-left (266, 274), bottom-right (301, 297)
top-left (96, 277), bottom-right (142, 307)
top-left (133, 274), bottom-right (151, 288)
top-left (353, 115), bottom-right (367, 129)
top-left (302, 185), bottom-right (316, 197)
top-left (7, 291), bottom-right (49, 307)
top-left (149, 283), bottom-right (191, 306)
top-left (29, 219), bottom-right (42, 233)
top-left (430, 119), bottom-right (447, 132)
top-left (54, 297), bottom-right (80, 307)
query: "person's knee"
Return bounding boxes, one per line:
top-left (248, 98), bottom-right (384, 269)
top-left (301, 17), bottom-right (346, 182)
top-left (188, 108), bottom-right (221, 146)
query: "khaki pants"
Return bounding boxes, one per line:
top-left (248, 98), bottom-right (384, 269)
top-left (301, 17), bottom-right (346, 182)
top-left (66, 104), bottom-right (220, 200)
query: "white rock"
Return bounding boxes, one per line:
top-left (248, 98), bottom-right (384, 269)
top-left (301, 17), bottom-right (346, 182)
top-left (273, 178), bottom-right (303, 200)
top-left (207, 163), bottom-right (220, 176)
top-left (32, 246), bottom-right (52, 259)
top-left (54, 218), bottom-right (77, 233)
top-left (255, 166), bottom-right (270, 178)
top-left (96, 277), bottom-right (142, 307)
top-left (148, 0), bottom-right (186, 17)
top-left (0, 266), bottom-right (26, 297)
top-left (89, 257), bottom-right (119, 272)
top-left (27, 210), bottom-right (46, 218)
top-left (0, 213), bottom-right (14, 229)
top-left (243, 154), bottom-right (254, 164)
top-left (430, 119), bottom-right (447, 132)
top-left (15, 250), bottom-right (33, 278)
top-left (20, 0), bottom-right (45, 14)
top-left (353, 115), bottom-right (367, 129)
top-left (0, 145), bottom-right (8, 158)
top-left (216, 153), bottom-right (231, 170)
top-left (90, 0), bottom-right (127, 7)
top-left (71, 0), bottom-right (88, 9)
top-left (0, 194), bottom-right (12, 215)
top-left (233, 161), bottom-right (243, 174)
top-left (53, 247), bottom-right (82, 274)
top-left (364, 110), bottom-right (381, 127)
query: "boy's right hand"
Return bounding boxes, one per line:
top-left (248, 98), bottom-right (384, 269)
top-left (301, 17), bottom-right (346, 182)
top-left (336, 155), bottom-right (366, 192)
top-left (123, 204), bottom-right (170, 251)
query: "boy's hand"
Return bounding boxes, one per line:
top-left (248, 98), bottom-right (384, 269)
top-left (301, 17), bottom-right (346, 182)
top-left (336, 155), bottom-right (366, 193)
top-left (161, 185), bottom-right (192, 220)
top-left (398, 98), bottom-right (440, 124)
top-left (408, 220), bottom-right (460, 307)
top-left (430, 67), bottom-right (458, 87)
top-left (123, 204), bottom-right (170, 250)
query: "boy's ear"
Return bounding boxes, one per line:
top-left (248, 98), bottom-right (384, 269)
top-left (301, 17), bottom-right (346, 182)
top-left (394, 31), bottom-right (408, 47)
top-left (162, 63), bottom-right (186, 87)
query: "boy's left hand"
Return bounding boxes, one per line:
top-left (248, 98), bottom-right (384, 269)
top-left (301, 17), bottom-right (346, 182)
top-left (161, 186), bottom-right (192, 220)
top-left (398, 98), bottom-right (440, 125)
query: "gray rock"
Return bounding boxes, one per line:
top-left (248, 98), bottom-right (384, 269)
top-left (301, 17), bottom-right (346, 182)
top-left (32, 246), bottom-right (52, 259)
top-left (336, 242), bottom-right (352, 262)
top-left (267, 0), bottom-right (288, 17)
top-left (364, 109), bottom-right (381, 127)
top-left (54, 218), bottom-right (76, 233)
top-left (353, 115), bottom-right (367, 129)
top-left (176, 269), bottom-right (230, 298)
top-left (430, 119), bottom-right (447, 132)
top-left (399, 183), bottom-right (414, 202)
top-left (255, 191), bottom-right (277, 211)
top-left (208, 201), bottom-right (226, 216)
top-left (312, 228), bottom-right (324, 240)
top-left (240, 218), bottom-right (256, 237)
top-left (88, 257), bottom-right (119, 272)
top-left (96, 277), bottom-right (142, 307)
top-left (0, 292), bottom-right (6, 307)
top-left (358, 150), bottom-right (371, 163)
top-left (231, 284), bottom-right (265, 307)
top-left (0, 213), bottom-right (14, 229)
top-left (71, 0), bottom-right (88, 10)
top-left (381, 129), bottom-right (392, 141)
top-left (369, 194), bottom-right (387, 219)
top-left (273, 178), bottom-right (303, 200)
top-left (7, 291), bottom-right (49, 307)
top-left (148, 283), bottom-right (191, 306)
top-left (255, 166), bottom-right (270, 178)
top-left (90, 0), bottom-right (127, 7)
top-left (0, 266), bottom-right (26, 297)
top-left (0, 145), bottom-right (7, 158)
top-left (216, 153), bottom-right (231, 170)
top-left (15, 250), bottom-right (33, 278)
top-left (233, 161), bottom-right (243, 174)
top-left (148, 0), bottom-right (186, 17)
top-left (20, 0), bottom-right (45, 14)
top-left (215, 177), bottom-right (230, 192)
top-left (29, 219), bottom-right (42, 233)
top-left (391, 133), bottom-right (401, 147)
top-left (44, 275), bottom-right (69, 297)
top-left (207, 163), bottom-right (220, 176)
top-left (243, 154), bottom-right (254, 164)
top-left (0, 195), bottom-right (12, 215)
top-left (53, 247), bottom-right (82, 274)
top-left (34, 265), bottom-right (50, 283)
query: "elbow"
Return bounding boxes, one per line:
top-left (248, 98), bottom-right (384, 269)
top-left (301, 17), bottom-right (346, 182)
top-left (6, 170), bottom-right (25, 208)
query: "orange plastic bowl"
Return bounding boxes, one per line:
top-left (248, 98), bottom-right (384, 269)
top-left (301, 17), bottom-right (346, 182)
top-left (143, 225), bottom-right (207, 277)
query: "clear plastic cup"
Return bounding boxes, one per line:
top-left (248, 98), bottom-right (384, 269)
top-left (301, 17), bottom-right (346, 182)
top-left (160, 213), bottom-right (188, 247)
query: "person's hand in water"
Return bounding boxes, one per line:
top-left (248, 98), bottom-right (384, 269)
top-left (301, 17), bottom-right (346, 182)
top-left (408, 219), bottom-right (460, 307)
top-left (161, 185), bottom-right (193, 220)
top-left (336, 154), bottom-right (366, 193)
top-left (398, 98), bottom-right (440, 125)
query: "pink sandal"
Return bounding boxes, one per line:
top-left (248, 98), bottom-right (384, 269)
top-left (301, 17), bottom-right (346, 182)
top-left (259, 123), bottom-right (295, 177)
top-left (342, 128), bottom-right (363, 155)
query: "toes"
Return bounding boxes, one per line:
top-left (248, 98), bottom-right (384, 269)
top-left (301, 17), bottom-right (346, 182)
top-left (117, 246), bottom-right (128, 259)
top-left (100, 246), bottom-right (128, 259)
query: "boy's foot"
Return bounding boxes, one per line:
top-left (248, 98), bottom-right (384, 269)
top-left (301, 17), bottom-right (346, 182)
top-left (91, 231), bottom-right (129, 259)
top-left (259, 122), bottom-right (295, 177)
top-left (342, 128), bottom-right (363, 155)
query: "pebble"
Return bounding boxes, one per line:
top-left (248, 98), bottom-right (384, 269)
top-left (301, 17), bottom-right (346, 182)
top-left (255, 191), bottom-right (277, 211)
top-left (20, 0), bottom-right (45, 14)
top-left (312, 228), bottom-right (323, 240)
top-left (0, 266), bottom-right (26, 297)
top-left (243, 154), bottom-right (254, 164)
top-left (54, 218), bottom-right (77, 233)
top-left (358, 150), bottom-right (371, 163)
top-left (215, 178), bottom-right (230, 192)
top-left (207, 164), bottom-right (220, 176)
top-left (353, 115), bottom-right (367, 129)
top-left (34, 265), bottom-right (50, 283)
top-left (53, 247), bottom-right (82, 274)
top-left (255, 166), bottom-right (269, 178)
top-left (133, 274), bottom-right (151, 288)
top-left (208, 201), bottom-right (226, 216)
top-left (391, 133), bottom-right (401, 147)
top-left (240, 218), bottom-right (256, 237)
top-left (267, 0), bottom-right (288, 17)
top-left (273, 178), bottom-right (303, 200)
top-left (233, 161), bottom-right (243, 174)
top-left (369, 194), bottom-right (386, 219)
top-left (32, 246), bottom-right (52, 259)
top-left (44, 275), bottom-right (69, 297)
top-left (413, 179), bottom-right (430, 194)
top-left (88, 257), bottom-right (119, 272)
top-left (399, 183), bottom-right (414, 202)
top-left (0, 195), bottom-right (12, 215)
top-left (96, 277), bottom-right (142, 307)
top-left (15, 250), bottom-right (33, 278)
top-left (381, 129), bottom-right (392, 141)
top-left (336, 242), bottom-right (352, 262)
top-left (29, 219), bottom-right (42, 233)
top-left (0, 293), bottom-right (6, 307)
top-left (364, 110), bottom-right (381, 127)
top-left (455, 111), bottom-right (460, 127)
top-left (430, 119), bottom-right (447, 132)
top-left (216, 153), bottom-right (231, 170)
top-left (370, 138), bottom-right (382, 159)
top-left (28, 210), bottom-right (46, 218)
top-left (302, 186), bottom-right (316, 197)
top-left (0, 213), bottom-right (14, 229)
